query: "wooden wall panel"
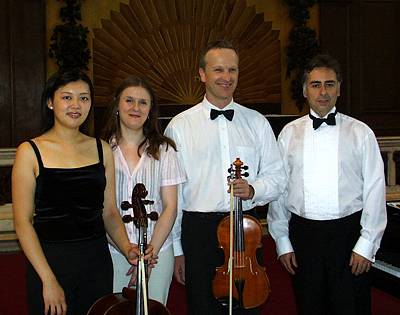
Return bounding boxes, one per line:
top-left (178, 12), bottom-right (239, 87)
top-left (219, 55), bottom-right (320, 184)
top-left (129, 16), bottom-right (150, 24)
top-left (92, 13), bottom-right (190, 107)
top-left (11, 0), bottom-right (46, 144)
top-left (319, 2), bottom-right (352, 114)
top-left (360, 2), bottom-right (400, 112)
top-left (320, 0), bottom-right (400, 136)
top-left (0, 0), bottom-right (46, 147)
top-left (0, 1), bottom-right (12, 147)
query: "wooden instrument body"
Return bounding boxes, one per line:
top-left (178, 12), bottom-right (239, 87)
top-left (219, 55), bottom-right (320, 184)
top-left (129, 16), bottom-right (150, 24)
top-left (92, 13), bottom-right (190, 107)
top-left (87, 288), bottom-right (170, 315)
top-left (213, 214), bottom-right (270, 309)
top-left (212, 158), bottom-right (271, 310)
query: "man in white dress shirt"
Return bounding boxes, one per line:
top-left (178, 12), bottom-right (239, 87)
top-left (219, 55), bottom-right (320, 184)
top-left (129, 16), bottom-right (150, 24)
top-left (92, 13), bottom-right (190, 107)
top-left (165, 40), bottom-right (286, 315)
top-left (267, 54), bottom-right (387, 315)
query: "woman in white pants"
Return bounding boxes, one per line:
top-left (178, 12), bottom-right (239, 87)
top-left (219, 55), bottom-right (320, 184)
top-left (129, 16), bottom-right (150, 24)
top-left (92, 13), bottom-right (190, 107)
top-left (102, 76), bottom-right (186, 304)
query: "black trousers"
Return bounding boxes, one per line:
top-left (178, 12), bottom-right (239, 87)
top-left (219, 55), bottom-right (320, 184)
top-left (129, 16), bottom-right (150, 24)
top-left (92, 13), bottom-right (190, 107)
top-left (289, 211), bottom-right (371, 315)
top-left (27, 235), bottom-right (113, 315)
top-left (181, 210), bottom-right (262, 315)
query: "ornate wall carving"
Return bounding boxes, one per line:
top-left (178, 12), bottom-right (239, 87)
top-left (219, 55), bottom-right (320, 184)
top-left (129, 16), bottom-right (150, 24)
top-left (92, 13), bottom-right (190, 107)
top-left (92, 0), bottom-right (281, 130)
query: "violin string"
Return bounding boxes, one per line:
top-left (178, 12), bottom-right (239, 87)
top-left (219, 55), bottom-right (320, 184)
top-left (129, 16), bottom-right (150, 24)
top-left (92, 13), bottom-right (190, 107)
top-left (229, 179), bottom-right (234, 315)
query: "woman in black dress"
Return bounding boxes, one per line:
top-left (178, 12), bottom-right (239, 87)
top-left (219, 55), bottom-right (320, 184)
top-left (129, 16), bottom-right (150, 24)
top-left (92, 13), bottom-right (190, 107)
top-left (12, 69), bottom-right (150, 315)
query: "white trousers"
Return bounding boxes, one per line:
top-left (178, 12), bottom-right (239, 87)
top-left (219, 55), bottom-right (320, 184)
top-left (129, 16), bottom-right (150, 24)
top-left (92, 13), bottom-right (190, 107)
top-left (110, 245), bottom-right (174, 305)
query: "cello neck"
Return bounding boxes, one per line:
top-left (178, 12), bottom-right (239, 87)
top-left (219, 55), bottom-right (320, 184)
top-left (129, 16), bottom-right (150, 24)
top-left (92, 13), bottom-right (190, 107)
top-left (136, 224), bottom-right (148, 315)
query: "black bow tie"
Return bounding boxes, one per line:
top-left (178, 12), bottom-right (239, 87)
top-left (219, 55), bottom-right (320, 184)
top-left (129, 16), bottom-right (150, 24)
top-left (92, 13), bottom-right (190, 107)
top-left (309, 111), bottom-right (337, 130)
top-left (210, 108), bottom-right (234, 121)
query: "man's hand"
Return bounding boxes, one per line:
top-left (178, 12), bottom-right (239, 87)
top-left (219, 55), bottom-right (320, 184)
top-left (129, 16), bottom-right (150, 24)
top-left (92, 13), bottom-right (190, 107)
top-left (349, 252), bottom-right (371, 275)
top-left (228, 178), bottom-right (254, 200)
top-left (174, 255), bottom-right (185, 285)
top-left (279, 252), bottom-right (298, 275)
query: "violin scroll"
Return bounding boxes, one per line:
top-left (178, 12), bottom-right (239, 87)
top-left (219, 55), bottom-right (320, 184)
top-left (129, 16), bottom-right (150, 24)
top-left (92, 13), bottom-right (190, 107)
top-left (228, 157), bottom-right (249, 181)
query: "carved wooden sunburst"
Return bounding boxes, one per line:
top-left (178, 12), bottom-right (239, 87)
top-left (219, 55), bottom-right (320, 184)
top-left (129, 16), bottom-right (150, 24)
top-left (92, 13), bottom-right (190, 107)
top-left (92, 0), bottom-right (281, 108)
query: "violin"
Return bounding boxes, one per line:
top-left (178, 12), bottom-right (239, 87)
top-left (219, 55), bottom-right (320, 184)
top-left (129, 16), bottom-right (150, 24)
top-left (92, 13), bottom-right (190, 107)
top-left (213, 158), bottom-right (271, 313)
top-left (87, 183), bottom-right (171, 315)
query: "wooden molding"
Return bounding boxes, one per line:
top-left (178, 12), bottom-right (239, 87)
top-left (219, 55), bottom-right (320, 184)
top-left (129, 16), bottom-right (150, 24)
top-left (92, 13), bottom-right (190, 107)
top-left (0, 148), bottom-right (16, 166)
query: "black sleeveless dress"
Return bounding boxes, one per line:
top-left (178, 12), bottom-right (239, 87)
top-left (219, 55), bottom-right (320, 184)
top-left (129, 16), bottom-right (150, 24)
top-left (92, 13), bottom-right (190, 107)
top-left (26, 138), bottom-right (113, 315)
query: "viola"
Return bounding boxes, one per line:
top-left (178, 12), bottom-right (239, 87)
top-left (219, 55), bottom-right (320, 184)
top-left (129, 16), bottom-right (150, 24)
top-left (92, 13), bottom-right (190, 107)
top-left (213, 158), bottom-right (271, 312)
top-left (87, 183), bottom-right (170, 315)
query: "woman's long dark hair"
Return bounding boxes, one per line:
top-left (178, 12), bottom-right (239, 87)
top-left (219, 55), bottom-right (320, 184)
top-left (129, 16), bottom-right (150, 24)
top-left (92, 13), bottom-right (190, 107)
top-left (41, 68), bottom-right (94, 133)
top-left (101, 76), bottom-right (176, 160)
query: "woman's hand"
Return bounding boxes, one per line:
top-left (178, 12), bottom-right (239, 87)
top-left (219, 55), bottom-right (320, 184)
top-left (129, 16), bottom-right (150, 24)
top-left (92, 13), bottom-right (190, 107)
top-left (126, 246), bottom-right (158, 287)
top-left (126, 265), bottom-right (155, 287)
top-left (42, 278), bottom-right (67, 315)
top-left (145, 245), bottom-right (158, 268)
top-left (126, 265), bottom-right (137, 287)
top-left (126, 243), bottom-right (158, 267)
top-left (174, 255), bottom-right (185, 285)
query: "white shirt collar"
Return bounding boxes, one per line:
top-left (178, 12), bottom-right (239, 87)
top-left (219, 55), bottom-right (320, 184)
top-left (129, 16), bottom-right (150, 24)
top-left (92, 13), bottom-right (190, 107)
top-left (202, 95), bottom-right (235, 111)
top-left (310, 106), bottom-right (337, 119)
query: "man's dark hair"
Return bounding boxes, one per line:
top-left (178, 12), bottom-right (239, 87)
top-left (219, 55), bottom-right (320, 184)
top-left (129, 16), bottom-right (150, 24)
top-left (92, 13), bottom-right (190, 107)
top-left (302, 54), bottom-right (342, 86)
top-left (199, 39), bottom-right (238, 69)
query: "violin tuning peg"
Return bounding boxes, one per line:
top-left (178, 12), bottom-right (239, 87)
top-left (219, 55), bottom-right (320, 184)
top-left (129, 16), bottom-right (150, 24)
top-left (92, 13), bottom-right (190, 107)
top-left (120, 201), bottom-right (131, 210)
top-left (228, 167), bottom-right (232, 173)
top-left (122, 215), bottom-right (133, 223)
top-left (243, 172), bottom-right (249, 177)
top-left (243, 165), bottom-right (249, 170)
